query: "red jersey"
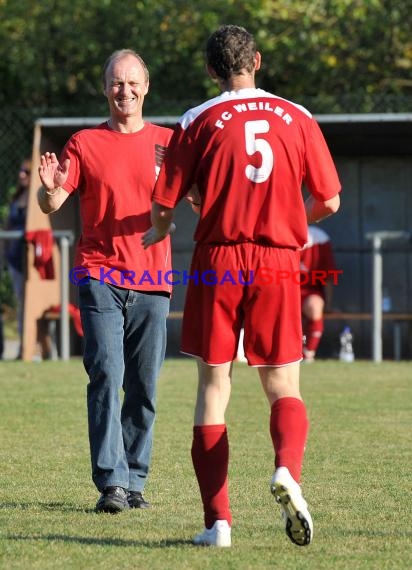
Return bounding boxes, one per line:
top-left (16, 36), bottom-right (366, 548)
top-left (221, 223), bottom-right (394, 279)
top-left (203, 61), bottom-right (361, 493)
top-left (61, 122), bottom-right (173, 292)
top-left (300, 225), bottom-right (336, 296)
top-left (153, 88), bottom-right (341, 248)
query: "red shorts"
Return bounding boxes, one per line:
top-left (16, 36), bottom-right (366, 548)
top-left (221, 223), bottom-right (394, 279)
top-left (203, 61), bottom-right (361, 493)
top-left (181, 242), bottom-right (303, 366)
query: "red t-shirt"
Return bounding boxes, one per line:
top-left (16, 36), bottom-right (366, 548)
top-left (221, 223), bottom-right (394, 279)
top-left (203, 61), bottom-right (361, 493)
top-left (153, 88), bottom-right (341, 248)
top-left (300, 225), bottom-right (336, 296)
top-left (61, 122), bottom-right (173, 292)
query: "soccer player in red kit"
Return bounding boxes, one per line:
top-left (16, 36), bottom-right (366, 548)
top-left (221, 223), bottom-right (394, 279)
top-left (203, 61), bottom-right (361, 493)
top-left (143, 25), bottom-right (341, 547)
top-left (301, 226), bottom-right (337, 362)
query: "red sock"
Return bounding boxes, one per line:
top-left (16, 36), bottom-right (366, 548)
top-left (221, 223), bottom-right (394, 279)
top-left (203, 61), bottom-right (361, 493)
top-left (191, 424), bottom-right (232, 528)
top-left (304, 318), bottom-right (324, 353)
top-left (270, 397), bottom-right (309, 483)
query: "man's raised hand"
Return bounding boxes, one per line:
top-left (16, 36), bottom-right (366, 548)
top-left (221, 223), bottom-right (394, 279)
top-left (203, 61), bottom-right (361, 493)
top-left (38, 152), bottom-right (70, 191)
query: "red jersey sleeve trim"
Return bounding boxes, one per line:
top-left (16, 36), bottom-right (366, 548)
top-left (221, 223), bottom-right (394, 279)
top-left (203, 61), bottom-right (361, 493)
top-left (152, 195), bottom-right (177, 208)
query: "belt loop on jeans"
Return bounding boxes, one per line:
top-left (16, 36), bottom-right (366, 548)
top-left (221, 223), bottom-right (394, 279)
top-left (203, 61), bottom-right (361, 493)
top-left (125, 289), bottom-right (135, 307)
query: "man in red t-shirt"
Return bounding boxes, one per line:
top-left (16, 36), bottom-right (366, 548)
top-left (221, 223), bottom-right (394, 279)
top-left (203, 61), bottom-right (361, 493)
top-left (144, 26), bottom-right (341, 547)
top-left (38, 49), bottom-right (174, 513)
top-left (301, 225), bottom-right (337, 362)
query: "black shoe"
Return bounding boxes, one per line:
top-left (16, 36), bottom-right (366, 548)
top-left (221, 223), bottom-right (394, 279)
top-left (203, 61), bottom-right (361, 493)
top-left (95, 486), bottom-right (130, 513)
top-left (127, 491), bottom-right (151, 509)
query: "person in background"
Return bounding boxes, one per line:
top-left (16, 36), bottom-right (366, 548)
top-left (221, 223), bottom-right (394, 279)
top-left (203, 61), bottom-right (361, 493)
top-left (38, 49), bottom-right (173, 513)
top-left (300, 225), bottom-right (337, 362)
top-left (4, 159), bottom-right (31, 359)
top-left (143, 25), bottom-right (341, 548)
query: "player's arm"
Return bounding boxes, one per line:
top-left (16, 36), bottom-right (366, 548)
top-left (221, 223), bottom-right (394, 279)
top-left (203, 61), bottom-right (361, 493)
top-left (38, 185), bottom-right (70, 214)
top-left (184, 184), bottom-right (201, 215)
top-left (37, 152), bottom-right (70, 214)
top-left (152, 202), bottom-right (174, 234)
top-left (320, 238), bottom-right (338, 311)
top-left (142, 202), bottom-right (175, 249)
top-left (305, 194), bottom-right (340, 224)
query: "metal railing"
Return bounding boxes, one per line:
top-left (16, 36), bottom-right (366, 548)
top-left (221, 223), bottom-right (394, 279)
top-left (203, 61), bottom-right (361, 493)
top-left (365, 231), bottom-right (412, 362)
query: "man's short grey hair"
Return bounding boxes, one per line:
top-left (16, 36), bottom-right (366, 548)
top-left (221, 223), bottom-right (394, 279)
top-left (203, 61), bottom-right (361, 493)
top-left (103, 49), bottom-right (149, 87)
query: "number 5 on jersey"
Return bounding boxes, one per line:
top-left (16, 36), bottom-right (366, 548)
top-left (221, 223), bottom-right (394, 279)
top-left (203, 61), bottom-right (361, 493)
top-left (244, 120), bottom-right (273, 183)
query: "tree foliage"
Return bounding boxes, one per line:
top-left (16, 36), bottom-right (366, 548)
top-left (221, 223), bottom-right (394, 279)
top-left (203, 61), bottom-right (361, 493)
top-left (0, 0), bottom-right (411, 115)
top-left (0, 0), bottom-right (411, 314)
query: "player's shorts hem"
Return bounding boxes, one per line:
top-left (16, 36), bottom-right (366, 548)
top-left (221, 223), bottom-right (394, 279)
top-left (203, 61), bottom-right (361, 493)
top-left (301, 289), bottom-right (325, 300)
top-left (180, 351), bottom-right (303, 368)
top-left (249, 357), bottom-right (303, 368)
top-left (180, 350), bottom-right (234, 367)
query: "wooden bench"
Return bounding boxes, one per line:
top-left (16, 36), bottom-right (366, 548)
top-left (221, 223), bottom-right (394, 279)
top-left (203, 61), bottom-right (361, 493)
top-left (40, 309), bottom-right (79, 360)
top-left (41, 309), bottom-right (412, 361)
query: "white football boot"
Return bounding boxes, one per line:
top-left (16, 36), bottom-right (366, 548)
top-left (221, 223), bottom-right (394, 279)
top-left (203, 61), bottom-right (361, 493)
top-left (271, 466), bottom-right (313, 546)
top-left (192, 519), bottom-right (231, 547)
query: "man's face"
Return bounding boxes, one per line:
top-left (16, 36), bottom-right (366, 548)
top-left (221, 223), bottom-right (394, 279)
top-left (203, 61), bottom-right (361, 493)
top-left (104, 54), bottom-right (149, 118)
top-left (18, 161), bottom-right (31, 188)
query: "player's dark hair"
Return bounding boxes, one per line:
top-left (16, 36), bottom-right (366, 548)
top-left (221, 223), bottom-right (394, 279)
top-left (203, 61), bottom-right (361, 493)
top-left (102, 49), bottom-right (149, 87)
top-left (206, 25), bottom-right (257, 80)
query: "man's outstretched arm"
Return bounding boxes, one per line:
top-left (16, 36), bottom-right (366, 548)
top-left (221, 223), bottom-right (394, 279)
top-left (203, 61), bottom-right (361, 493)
top-left (141, 202), bottom-right (175, 249)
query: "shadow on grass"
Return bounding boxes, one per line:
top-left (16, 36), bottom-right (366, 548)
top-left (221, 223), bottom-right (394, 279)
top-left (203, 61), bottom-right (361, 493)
top-left (7, 534), bottom-right (191, 548)
top-left (346, 529), bottom-right (412, 538)
top-left (0, 502), bottom-right (89, 513)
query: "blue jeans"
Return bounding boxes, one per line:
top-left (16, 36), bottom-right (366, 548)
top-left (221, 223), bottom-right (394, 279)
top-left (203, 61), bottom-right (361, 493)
top-left (78, 278), bottom-right (169, 493)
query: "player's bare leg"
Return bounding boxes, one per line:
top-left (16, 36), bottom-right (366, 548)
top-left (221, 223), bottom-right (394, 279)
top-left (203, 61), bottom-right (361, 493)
top-left (191, 360), bottom-right (232, 547)
top-left (259, 364), bottom-right (313, 546)
top-left (194, 359), bottom-right (232, 425)
top-left (302, 294), bottom-right (324, 362)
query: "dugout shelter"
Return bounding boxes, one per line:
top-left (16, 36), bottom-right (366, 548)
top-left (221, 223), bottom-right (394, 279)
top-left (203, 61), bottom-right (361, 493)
top-left (22, 114), bottom-right (412, 360)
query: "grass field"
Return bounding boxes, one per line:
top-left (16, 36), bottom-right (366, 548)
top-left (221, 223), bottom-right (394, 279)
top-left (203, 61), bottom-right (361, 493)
top-left (0, 358), bottom-right (411, 569)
